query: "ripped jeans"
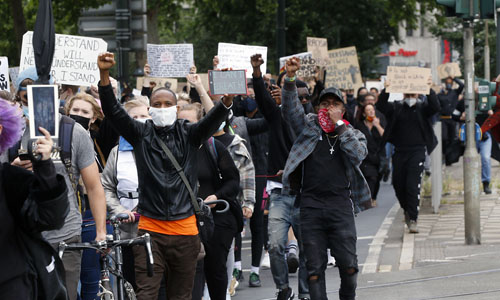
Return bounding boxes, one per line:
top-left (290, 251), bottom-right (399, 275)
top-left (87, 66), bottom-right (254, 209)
top-left (300, 207), bottom-right (358, 300)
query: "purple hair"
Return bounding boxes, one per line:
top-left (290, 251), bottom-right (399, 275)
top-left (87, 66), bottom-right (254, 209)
top-left (0, 99), bottom-right (24, 154)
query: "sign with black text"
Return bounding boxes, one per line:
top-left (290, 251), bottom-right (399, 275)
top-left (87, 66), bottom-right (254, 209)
top-left (147, 43), bottom-right (194, 78)
top-left (0, 57), bottom-right (10, 91)
top-left (20, 31), bottom-right (107, 87)
top-left (27, 85), bottom-right (59, 138)
top-left (208, 70), bottom-right (248, 96)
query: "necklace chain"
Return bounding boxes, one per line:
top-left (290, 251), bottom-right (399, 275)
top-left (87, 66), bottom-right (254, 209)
top-left (325, 134), bottom-right (339, 155)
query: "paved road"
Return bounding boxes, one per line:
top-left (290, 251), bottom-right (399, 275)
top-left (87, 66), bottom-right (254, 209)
top-left (232, 182), bottom-right (398, 300)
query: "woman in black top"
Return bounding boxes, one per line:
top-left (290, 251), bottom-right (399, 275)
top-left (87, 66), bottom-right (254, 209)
top-left (178, 104), bottom-right (241, 300)
top-left (355, 103), bottom-right (385, 207)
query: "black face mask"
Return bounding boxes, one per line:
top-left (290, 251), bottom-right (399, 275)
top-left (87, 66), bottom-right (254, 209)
top-left (69, 114), bottom-right (91, 130)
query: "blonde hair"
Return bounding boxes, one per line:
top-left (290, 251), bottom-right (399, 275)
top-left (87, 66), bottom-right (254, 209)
top-left (124, 100), bottom-right (148, 113)
top-left (179, 103), bottom-right (203, 121)
top-left (65, 93), bottom-right (103, 131)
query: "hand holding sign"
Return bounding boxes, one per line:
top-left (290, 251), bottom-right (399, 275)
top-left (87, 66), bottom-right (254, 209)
top-left (36, 127), bottom-right (54, 161)
top-left (222, 94), bottom-right (234, 108)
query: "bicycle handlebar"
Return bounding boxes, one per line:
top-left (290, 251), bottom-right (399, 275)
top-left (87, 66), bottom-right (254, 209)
top-left (58, 233), bottom-right (154, 277)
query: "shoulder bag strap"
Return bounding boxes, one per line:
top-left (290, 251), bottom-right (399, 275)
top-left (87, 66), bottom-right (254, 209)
top-left (156, 138), bottom-right (201, 214)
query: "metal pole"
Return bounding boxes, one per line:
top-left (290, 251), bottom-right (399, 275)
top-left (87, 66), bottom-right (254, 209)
top-left (463, 19), bottom-right (481, 245)
top-left (276, 0), bottom-right (286, 72)
top-left (497, 8), bottom-right (500, 75)
top-left (116, 0), bottom-right (131, 83)
top-left (485, 21), bottom-right (490, 80)
top-left (431, 121), bottom-right (442, 214)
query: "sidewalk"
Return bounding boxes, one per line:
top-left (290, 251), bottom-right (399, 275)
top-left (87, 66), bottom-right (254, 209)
top-left (354, 160), bottom-right (500, 300)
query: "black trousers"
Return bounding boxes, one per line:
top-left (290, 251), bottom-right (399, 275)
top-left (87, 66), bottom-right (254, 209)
top-left (250, 176), bottom-right (266, 267)
top-left (392, 149), bottom-right (426, 221)
top-left (441, 119), bottom-right (457, 153)
top-left (360, 161), bottom-right (381, 200)
top-left (301, 206), bottom-right (358, 300)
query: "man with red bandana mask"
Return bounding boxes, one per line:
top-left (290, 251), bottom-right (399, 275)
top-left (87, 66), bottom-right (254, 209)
top-left (280, 57), bottom-right (370, 300)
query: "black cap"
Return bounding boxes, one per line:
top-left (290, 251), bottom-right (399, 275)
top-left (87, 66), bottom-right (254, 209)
top-left (318, 87), bottom-right (345, 104)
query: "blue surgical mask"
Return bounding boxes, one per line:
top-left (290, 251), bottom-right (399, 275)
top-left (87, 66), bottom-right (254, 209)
top-left (218, 121), bottom-right (226, 132)
top-left (22, 105), bottom-right (29, 118)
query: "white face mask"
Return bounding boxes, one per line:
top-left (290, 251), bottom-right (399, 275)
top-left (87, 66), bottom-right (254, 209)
top-left (404, 98), bottom-right (417, 107)
top-left (135, 118), bottom-right (149, 124)
top-left (149, 106), bottom-right (177, 127)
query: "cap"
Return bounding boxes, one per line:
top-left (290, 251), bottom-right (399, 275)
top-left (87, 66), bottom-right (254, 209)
top-left (16, 67), bottom-right (55, 91)
top-left (318, 87), bottom-right (345, 104)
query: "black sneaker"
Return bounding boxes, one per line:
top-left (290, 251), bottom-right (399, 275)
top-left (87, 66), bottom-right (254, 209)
top-left (483, 181), bottom-right (492, 194)
top-left (287, 253), bottom-right (299, 273)
top-left (276, 287), bottom-right (295, 300)
top-left (249, 272), bottom-right (261, 287)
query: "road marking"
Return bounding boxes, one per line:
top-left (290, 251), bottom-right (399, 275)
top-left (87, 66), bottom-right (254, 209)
top-left (362, 202), bottom-right (400, 274)
top-left (399, 231), bottom-right (414, 270)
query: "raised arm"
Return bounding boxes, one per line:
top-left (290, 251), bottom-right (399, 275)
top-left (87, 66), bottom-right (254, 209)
top-left (98, 53), bottom-right (146, 145)
top-left (188, 96), bottom-right (232, 146)
top-left (281, 57), bottom-right (307, 137)
top-left (423, 89), bottom-right (441, 117)
top-left (186, 73), bottom-right (214, 112)
top-left (251, 54), bottom-right (280, 121)
top-left (375, 85), bottom-right (394, 119)
top-left (454, 77), bottom-right (464, 95)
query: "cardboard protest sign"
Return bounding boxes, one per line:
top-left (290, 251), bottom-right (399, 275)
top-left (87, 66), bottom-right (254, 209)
top-left (147, 43), bottom-right (194, 78)
top-left (20, 31), bottom-right (107, 87)
top-left (437, 62), bottom-right (462, 79)
top-left (0, 57), bottom-right (10, 91)
top-left (325, 46), bottom-right (363, 91)
top-left (307, 37), bottom-right (329, 66)
top-left (136, 77), bottom-right (178, 93)
top-left (208, 70), bottom-right (248, 96)
top-left (27, 85), bottom-right (59, 138)
top-left (217, 43), bottom-right (267, 78)
top-left (386, 66), bottom-right (431, 94)
top-left (279, 52), bottom-right (318, 79)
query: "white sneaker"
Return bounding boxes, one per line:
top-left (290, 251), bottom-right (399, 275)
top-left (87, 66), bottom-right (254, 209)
top-left (261, 252), bottom-right (270, 269)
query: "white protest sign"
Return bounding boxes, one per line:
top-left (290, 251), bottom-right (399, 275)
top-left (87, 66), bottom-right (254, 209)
top-left (325, 46), bottom-right (363, 91)
top-left (217, 43), bottom-right (268, 78)
top-left (365, 81), bottom-right (384, 93)
top-left (0, 57), bottom-right (10, 91)
top-left (9, 67), bottom-right (19, 90)
top-left (279, 52), bottom-right (317, 79)
top-left (19, 31), bottom-right (107, 87)
top-left (147, 43), bottom-right (194, 78)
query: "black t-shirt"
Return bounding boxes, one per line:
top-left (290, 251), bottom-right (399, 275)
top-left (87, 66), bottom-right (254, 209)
top-left (301, 132), bottom-right (351, 209)
top-left (215, 133), bottom-right (235, 148)
top-left (392, 104), bottom-right (426, 149)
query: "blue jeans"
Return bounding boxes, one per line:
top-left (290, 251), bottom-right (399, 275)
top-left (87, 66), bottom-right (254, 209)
top-left (477, 132), bottom-right (492, 183)
top-left (268, 192), bottom-right (309, 298)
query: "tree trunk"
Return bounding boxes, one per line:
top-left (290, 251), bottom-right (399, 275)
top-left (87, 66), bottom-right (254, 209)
top-left (9, 0), bottom-right (27, 55)
top-left (147, 5), bottom-right (160, 44)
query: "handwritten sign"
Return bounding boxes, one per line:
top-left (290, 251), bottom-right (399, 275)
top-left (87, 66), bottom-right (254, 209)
top-left (147, 43), bottom-right (194, 78)
top-left (217, 43), bottom-right (267, 78)
top-left (307, 37), bottom-right (329, 66)
top-left (386, 66), bottom-right (431, 94)
top-left (279, 52), bottom-right (317, 79)
top-left (0, 57), bottom-right (10, 91)
top-left (325, 46), bottom-right (363, 91)
top-left (437, 62), bottom-right (462, 79)
top-left (208, 70), bottom-right (248, 95)
top-left (136, 77), bottom-right (178, 93)
top-left (9, 67), bottom-right (19, 90)
top-left (20, 31), bottom-right (107, 87)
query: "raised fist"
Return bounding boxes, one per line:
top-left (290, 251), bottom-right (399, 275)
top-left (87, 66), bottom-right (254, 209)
top-left (98, 52), bottom-right (116, 71)
top-left (285, 57), bottom-right (300, 77)
top-left (250, 54), bottom-right (264, 68)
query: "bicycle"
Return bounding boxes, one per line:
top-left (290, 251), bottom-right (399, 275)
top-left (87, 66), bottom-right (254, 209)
top-left (59, 199), bottom-right (229, 300)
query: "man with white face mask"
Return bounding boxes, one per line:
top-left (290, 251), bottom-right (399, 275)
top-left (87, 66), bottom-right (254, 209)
top-left (377, 77), bottom-right (440, 234)
top-left (97, 52), bottom-right (233, 300)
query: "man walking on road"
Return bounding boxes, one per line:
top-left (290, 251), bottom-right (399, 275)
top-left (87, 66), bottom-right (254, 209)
top-left (281, 57), bottom-right (370, 300)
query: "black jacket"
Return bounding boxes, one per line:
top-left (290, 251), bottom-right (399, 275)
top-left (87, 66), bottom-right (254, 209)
top-left (99, 84), bottom-right (229, 221)
top-left (438, 78), bottom-right (464, 116)
top-left (377, 88), bottom-right (441, 154)
top-left (1, 160), bottom-right (69, 300)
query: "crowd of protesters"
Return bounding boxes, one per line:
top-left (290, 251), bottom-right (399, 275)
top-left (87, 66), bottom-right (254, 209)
top-left (0, 43), bottom-right (499, 300)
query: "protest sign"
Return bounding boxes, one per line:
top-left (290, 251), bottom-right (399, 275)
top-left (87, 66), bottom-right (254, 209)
top-left (0, 57), bottom-right (10, 91)
top-left (136, 77), bottom-right (178, 93)
top-left (307, 37), bottom-right (329, 66)
top-left (279, 52), bottom-right (317, 79)
top-left (27, 85), bottom-right (59, 138)
top-left (325, 46), bottom-right (363, 91)
top-left (437, 62), bottom-right (462, 79)
top-left (208, 70), bottom-right (248, 96)
top-left (9, 67), bottom-right (19, 90)
top-left (386, 66), bottom-right (431, 94)
top-left (365, 81), bottom-right (384, 93)
top-left (20, 31), bottom-right (107, 87)
top-left (217, 43), bottom-right (267, 78)
top-left (147, 43), bottom-right (194, 78)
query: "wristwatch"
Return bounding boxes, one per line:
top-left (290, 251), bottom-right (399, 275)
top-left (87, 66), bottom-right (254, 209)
top-left (336, 120), bottom-right (345, 126)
